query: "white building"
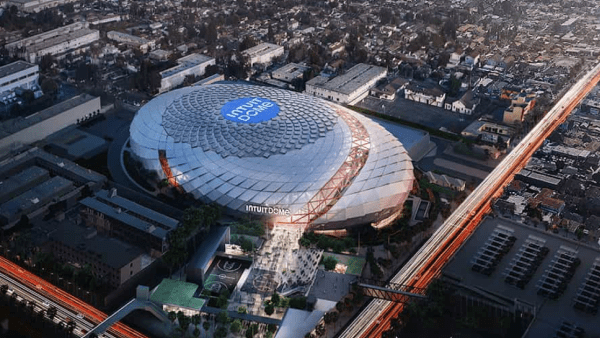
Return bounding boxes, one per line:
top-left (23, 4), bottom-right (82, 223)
top-left (6, 0), bottom-right (77, 13)
top-left (271, 63), bottom-right (310, 83)
top-left (404, 83), bottom-right (446, 107)
top-left (159, 54), bottom-right (216, 93)
top-left (0, 94), bottom-right (101, 155)
top-left (444, 90), bottom-right (479, 115)
top-left (6, 22), bottom-right (99, 63)
top-left (242, 42), bottom-right (284, 66)
top-left (107, 31), bottom-right (155, 53)
top-left (305, 63), bottom-right (387, 105)
top-left (0, 61), bottom-right (39, 100)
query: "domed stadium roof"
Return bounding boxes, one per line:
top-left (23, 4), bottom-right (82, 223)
top-left (130, 84), bottom-right (414, 229)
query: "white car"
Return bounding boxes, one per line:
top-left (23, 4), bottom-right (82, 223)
top-left (42, 301), bottom-right (50, 307)
top-left (76, 313), bottom-right (84, 319)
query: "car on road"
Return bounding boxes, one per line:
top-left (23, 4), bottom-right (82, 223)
top-left (76, 313), bottom-right (84, 319)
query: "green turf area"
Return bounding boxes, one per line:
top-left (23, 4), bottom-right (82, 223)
top-left (321, 253), bottom-right (366, 275)
top-left (150, 278), bottom-right (205, 309)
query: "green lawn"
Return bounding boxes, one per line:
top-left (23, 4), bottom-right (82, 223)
top-left (321, 253), bottom-right (366, 275)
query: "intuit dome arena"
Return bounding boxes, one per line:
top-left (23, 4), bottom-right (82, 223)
top-left (129, 84), bottom-right (414, 229)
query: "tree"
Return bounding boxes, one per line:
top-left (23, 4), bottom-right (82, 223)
top-left (216, 310), bottom-right (229, 325)
top-left (47, 306), bottom-right (57, 320)
top-left (41, 78), bottom-right (58, 97)
top-left (168, 311), bottom-right (177, 323)
top-left (265, 303), bottom-right (275, 316)
top-left (203, 320), bottom-right (210, 334)
top-left (230, 319), bottom-right (242, 333)
top-left (271, 292), bottom-right (281, 307)
top-left (323, 256), bottom-right (337, 271)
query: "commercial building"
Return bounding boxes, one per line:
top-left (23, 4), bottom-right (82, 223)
top-left (6, 0), bottom-right (77, 12)
top-left (107, 31), bottom-right (155, 53)
top-left (242, 42), bottom-right (284, 66)
top-left (130, 83), bottom-right (414, 230)
top-left (159, 53), bottom-right (215, 93)
top-left (404, 83), bottom-right (446, 107)
top-left (0, 175), bottom-right (72, 225)
top-left (0, 147), bottom-right (106, 225)
top-left (461, 119), bottom-right (514, 146)
top-left (79, 189), bottom-right (179, 257)
top-left (0, 61), bottom-right (39, 100)
top-left (503, 92), bottom-right (536, 125)
top-left (305, 63), bottom-right (387, 105)
top-left (6, 22), bottom-right (99, 63)
top-left (46, 220), bottom-right (144, 289)
top-left (0, 94), bottom-right (101, 155)
top-left (272, 63), bottom-right (310, 83)
top-left (150, 278), bottom-right (205, 317)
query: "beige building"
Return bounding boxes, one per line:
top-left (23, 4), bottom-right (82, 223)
top-left (503, 92), bottom-right (536, 125)
top-left (6, 22), bottom-right (99, 63)
top-left (0, 94), bottom-right (101, 155)
top-left (242, 42), bottom-right (284, 66)
top-left (305, 63), bottom-right (387, 104)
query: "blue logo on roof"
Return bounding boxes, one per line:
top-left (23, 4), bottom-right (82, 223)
top-left (221, 97), bottom-right (280, 124)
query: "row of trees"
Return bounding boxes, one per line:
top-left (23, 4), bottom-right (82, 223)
top-left (161, 204), bottom-right (221, 276)
top-left (0, 284), bottom-right (80, 338)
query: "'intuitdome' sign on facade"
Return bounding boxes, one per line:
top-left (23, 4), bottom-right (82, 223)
top-left (221, 97), bottom-right (280, 123)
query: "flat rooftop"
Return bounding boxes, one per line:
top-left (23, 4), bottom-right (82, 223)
top-left (27, 28), bottom-right (98, 54)
top-left (0, 60), bottom-right (37, 79)
top-left (0, 176), bottom-right (72, 220)
top-left (0, 166), bottom-right (48, 203)
top-left (306, 63), bottom-right (386, 95)
top-left (49, 219), bottom-right (144, 269)
top-left (444, 217), bottom-right (600, 338)
top-left (0, 94), bottom-right (98, 139)
top-left (95, 189), bottom-right (179, 230)
top-left (79, 197), bottom-right (170, 240)
top-left (150, 278), bottom-right (205, 310)
top-left (160, 53), bottom-right (214, 78)
top-left (242, 42), bottom-right (283, 57)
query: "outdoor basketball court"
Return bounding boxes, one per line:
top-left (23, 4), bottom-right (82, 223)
top-left (202, 256), bottom-right (251, 295)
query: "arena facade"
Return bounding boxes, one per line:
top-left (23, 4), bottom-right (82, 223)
top-left (129, 84), bottom-right (414, 229)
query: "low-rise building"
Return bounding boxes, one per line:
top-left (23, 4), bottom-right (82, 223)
top-left (0, 61), bottom-right (39, 100)
top-left (305, 63), bottom-right (387, 104)
top-left (6, 0), bottom-right (77, 13)
top-left (461, 119), bottom-right (514, 146)
top-left (425, 171), bottom-right (465, 191)
top-left (503, 92), bottom-right (536, 125)
top-left (242, 42), bottom-right (284, 66)
top-left (445, 90), bottom-right (479, 115)
top-left (6, 22), bottom-right (99, 63)
top-left (0, 94), bottom-right (101, 155)
top-left (404, 83), bottom-right (446, 107)
top-left (150, 278), bottom-right (205, 317)
top-left (271, 63), bottom-right (310, 83)
top-left (107, 31), bottom-right (155, 53)
top-left (0, 175), bottom-right (72, 225)
top-left (159, 54), bottom-right (215, 93)
top-left (79, 189), bottom-right (179, 257)
top-left (46, 220), bottom-right (144, 289)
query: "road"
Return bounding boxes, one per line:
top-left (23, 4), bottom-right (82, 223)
top-left (0, 271), bottom-right (116, 337)
top-left (339, 61), bottom-right (600, 338)
top-left (0, 256), bottom-right (147, 338)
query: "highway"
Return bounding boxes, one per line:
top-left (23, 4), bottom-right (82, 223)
top-left (0, 256), bottom-right (147, 338)
top-left (339, 61), bottom-right (600, 338)
top-left (0, 271), bottom-right (115, 337)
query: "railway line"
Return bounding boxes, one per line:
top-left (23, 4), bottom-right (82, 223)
top-left (340, 61), bottom-right (600, 338)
